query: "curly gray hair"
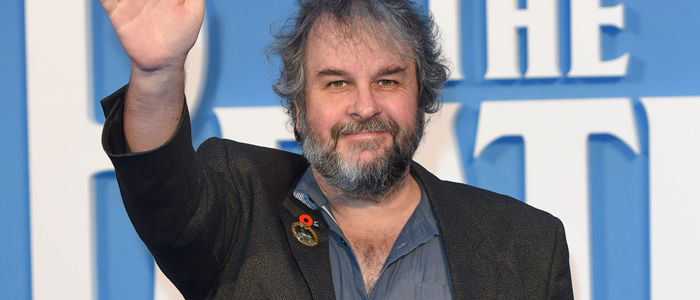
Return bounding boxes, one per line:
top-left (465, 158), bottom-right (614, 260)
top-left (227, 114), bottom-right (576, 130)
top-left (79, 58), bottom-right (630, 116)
top-left (269, 0), bottom-right (449, 142)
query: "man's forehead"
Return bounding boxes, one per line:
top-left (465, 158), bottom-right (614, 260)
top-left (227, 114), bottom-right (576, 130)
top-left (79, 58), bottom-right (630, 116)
top-left (307, 14), bottom-right (414, 62)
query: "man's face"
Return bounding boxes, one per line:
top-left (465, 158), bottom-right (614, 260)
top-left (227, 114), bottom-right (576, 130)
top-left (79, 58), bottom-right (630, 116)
top-left (297, 19), bottom-right (422, 200)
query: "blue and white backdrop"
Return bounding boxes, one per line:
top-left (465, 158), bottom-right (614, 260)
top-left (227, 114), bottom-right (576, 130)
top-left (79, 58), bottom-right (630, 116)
top-left (1, 0), bottom-right (699, 299)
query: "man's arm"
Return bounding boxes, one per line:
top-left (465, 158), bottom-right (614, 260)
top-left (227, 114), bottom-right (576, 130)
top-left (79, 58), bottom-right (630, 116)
top-left (99, 0), bottom-right (204, 152)
top-left (99, 2), bottom-right (231, 298)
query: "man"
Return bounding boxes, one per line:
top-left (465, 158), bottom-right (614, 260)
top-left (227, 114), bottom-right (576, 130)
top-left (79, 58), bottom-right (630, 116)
top-left (100, 0), bottom-right (574, 299)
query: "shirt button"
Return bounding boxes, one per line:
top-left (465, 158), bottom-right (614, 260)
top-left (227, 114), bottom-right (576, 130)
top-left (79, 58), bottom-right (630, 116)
top-left (341, 239), bottom-right (347, 245)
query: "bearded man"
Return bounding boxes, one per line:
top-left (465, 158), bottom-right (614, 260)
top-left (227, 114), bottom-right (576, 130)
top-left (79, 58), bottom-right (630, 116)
top-left (99, 0), bottom-right (574, 299)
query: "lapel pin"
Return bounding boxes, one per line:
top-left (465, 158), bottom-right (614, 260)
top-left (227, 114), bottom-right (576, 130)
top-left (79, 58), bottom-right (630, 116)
top-left (292, 221), bottom-right (319, 247)
top-left (299, 214), bottom-right (314, 226)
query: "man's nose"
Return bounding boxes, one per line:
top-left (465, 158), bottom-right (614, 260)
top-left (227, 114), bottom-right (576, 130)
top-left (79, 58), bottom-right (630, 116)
top-left (348, 84), bottom-right (381, 120)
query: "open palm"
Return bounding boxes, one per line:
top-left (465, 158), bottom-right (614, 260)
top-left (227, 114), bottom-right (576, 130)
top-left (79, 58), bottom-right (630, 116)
top-left (100, 0), bottom-right (205, 72)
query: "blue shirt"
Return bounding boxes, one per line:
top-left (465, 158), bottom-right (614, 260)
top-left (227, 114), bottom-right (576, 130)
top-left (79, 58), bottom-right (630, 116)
top-left (293, 168), bottom-right (454, 300)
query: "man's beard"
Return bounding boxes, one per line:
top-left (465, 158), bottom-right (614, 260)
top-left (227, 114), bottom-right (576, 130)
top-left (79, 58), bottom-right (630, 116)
top-left (299, 112), bottom-right (424, 201)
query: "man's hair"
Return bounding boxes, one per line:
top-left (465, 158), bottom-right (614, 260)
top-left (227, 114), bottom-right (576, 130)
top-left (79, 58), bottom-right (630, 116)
top-left (269, 0), bottom-right (450, 142)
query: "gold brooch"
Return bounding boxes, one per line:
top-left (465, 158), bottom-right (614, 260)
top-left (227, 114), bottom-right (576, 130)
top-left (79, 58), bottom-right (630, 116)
top-left (291, 221), bottom-right (318, 247)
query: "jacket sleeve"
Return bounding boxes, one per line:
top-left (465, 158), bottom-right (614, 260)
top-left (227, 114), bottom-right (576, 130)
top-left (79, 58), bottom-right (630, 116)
top-left (101, 86), bottom-right (235, 299)
top-left (546, 218), bottom-right (575, 300)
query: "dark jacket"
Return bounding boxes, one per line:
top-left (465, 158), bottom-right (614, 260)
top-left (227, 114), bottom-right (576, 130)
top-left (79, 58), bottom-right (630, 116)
top-left (102, 86), bottom-right (574, 300)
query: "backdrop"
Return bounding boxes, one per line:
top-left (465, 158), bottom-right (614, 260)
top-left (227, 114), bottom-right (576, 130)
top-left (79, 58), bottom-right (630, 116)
top-left (2, 0), bottom-right (699, 299)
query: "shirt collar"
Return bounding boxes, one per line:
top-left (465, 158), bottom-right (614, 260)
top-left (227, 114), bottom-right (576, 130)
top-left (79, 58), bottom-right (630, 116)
top-left (293, 167), bottom-right (324, 210)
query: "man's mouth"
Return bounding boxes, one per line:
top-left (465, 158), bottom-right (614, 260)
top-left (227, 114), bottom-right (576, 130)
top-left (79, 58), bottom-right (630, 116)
top-left (346, 129), bottom-right (384, 135)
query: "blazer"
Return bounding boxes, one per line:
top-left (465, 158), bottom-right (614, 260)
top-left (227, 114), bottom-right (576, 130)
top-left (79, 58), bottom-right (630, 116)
top-left (102, 86), bottom-right (574, 300)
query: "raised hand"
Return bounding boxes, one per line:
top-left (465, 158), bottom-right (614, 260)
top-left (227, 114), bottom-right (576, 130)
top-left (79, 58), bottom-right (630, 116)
top-left (100, 0), bottom-right (205, 72)
top-left (99, 0), bottom-right (206, 153)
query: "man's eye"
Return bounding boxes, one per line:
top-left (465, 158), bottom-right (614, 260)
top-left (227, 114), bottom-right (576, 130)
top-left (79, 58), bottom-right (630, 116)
top-left (329, 81), bottom-right (347, 88)
top-left (378, 79), bottom-right (395, 86)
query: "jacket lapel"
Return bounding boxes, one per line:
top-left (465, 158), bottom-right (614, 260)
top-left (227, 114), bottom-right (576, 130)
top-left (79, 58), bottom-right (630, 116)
top-left (411, 162), bottom-right (522, 299)
top-left (279, 195), bottom-right (336, 300)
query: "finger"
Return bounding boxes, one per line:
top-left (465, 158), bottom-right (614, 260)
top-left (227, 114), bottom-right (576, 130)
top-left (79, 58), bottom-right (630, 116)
top-left (99, 0), bottom-right (118, 14)
top-left (185, 0), bottom-right (206, 15)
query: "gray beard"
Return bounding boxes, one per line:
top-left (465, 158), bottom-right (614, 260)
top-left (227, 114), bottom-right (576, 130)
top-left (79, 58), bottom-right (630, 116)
top-left (300, 114), bottom-right (423, 201)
